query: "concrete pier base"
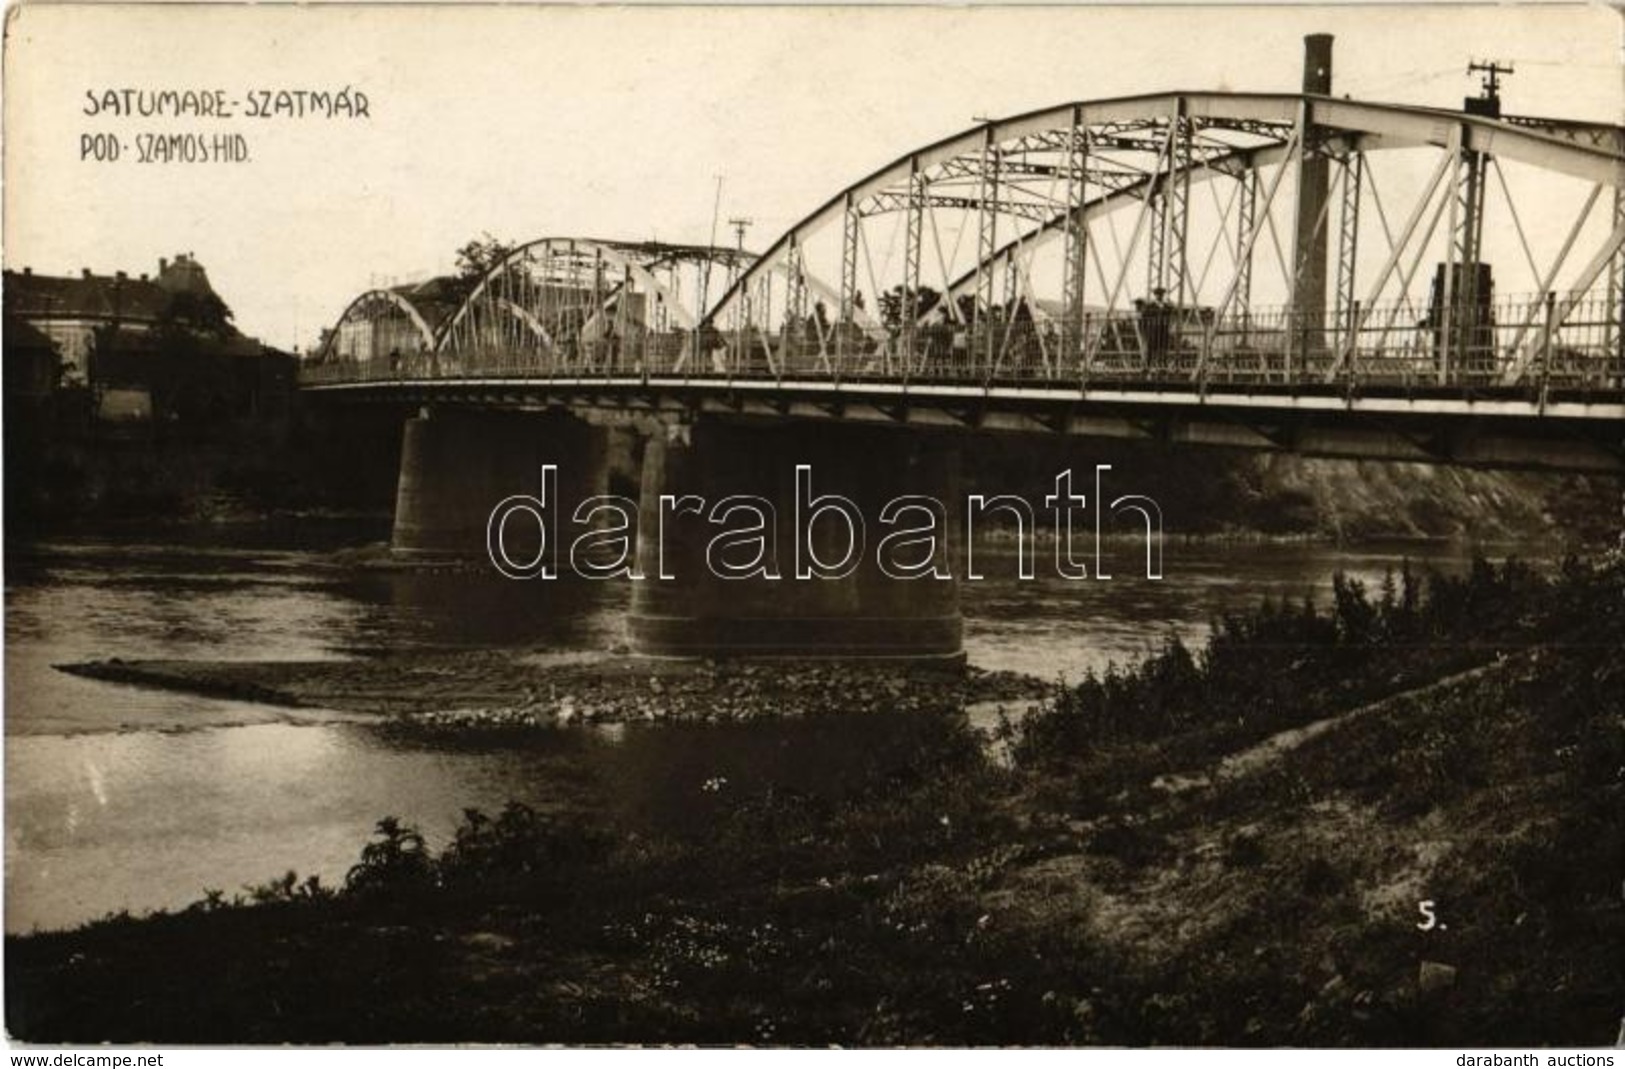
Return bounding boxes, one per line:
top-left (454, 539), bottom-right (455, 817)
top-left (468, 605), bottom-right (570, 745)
top-left (391, 408), bottom-right (607, 558)
top-left (628, 420), bottom-right (964, 662)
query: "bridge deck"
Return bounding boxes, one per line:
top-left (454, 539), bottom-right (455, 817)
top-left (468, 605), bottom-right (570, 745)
top-left (303, 373), bottom-right (1624, 473)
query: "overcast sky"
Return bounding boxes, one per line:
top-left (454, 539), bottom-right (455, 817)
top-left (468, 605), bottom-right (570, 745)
top-left (5, 3), bottom-right (1620, 351)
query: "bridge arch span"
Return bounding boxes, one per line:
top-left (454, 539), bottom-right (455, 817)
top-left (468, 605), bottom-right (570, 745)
top-left (434, 237), bottom-right (764, 375)
top-left (318, 287), bottom-right (444, 365)
top-left (705, 91), bottom-right (1624, 388)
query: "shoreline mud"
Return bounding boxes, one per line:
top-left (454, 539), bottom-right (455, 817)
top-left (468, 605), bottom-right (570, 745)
top-left (56, 653), bottom-right (1051, 732)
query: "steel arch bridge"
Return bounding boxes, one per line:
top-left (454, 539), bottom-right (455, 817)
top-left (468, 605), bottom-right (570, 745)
top-left (309, 239), bottom-right (767, 378)
top-left (704, 91), bottom-right (1624, 389)
top-left (302, 90), bottom-right (1625, 471)
top-left (320, 286), bottom-right (445, 365)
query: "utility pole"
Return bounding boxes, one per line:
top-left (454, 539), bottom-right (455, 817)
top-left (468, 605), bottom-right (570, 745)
top-left (1465, 59), bottom-right (1513, 118)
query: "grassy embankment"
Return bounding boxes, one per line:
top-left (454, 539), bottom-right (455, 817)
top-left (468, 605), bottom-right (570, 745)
top-left (8, 556), bottom-right (1622, 1045)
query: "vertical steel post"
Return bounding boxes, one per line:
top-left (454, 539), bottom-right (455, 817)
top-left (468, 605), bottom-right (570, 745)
top-left (1334, 152), bottom-right (1363, 359)
top-left (758, 274), bottom-right (774, 375)
top-left (1060, 107), bottom-right (1089, 375)
top-left (1452, 137), bottom-right (1489, 375)
top-left (1606, 182), bottom-right (1625, 376)
top-left (592, 246), bottom-right (605, 374)
top-left (617, 263), bottom-right (632, 373)
top-left (903, 158), bottom-right (925, 373)
top-left (839, 193), bottom-right (860, 368)
top-left (1167, 97), bottom-right (1192, 308)
top-left (784, 236), bottom-right (807, 368)
top-left (1146, 179), bottom-right (1168, 298)
top-left (1540, 289), bottom-right (1556, 407)
top-left (1348, 298), bottom-right (1362, 388)
top-left (738, 265), bottom-right (755, 374)
top-left (977, 129), bottom-right (1000, 368)
top-left (1440, 128), bottom-right (1464, 385)
top-left (1235, 168), bottom-right (1257, 348)
top-left (1002, 248), bottom-right (1021, 370)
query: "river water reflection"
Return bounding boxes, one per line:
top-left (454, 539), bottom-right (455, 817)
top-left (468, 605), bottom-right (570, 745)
top-left (3, 521), bottom-right (1532, 932)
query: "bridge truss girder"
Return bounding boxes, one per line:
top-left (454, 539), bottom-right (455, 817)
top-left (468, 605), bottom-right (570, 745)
top-left (703, 91), bottom-right (1624, 390)
top-left (320, 288), bottom-right (441, 363)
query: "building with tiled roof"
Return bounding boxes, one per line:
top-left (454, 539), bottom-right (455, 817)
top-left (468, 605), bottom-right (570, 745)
top-left (4, 253), bottom-right (294, 432)
top-left (3, 253), bottom-right (257, 384)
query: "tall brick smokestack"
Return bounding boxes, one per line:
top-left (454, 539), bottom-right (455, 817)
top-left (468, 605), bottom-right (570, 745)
top-left (1294, 33), bottom-right (1333, 338)
top-left (1303, 33), bottom-right (1333, 95)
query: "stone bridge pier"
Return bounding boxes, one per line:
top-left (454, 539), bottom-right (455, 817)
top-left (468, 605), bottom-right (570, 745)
top-left (389, 408), bottom-right (965, 661)
top-left (627, 420), bottom-right (964, 663)
top-left (391, 407), bottom-right (610, 558)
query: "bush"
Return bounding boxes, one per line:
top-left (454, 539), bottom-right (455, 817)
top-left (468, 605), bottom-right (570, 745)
top-left (345, 817), bottom-right (433, 898)
top-left (247, 870), bottom-right (333, 905)
top-left (1014, 556), bottom-right (1615, 768)
top-left (438, 802), bottom-right (611, 892)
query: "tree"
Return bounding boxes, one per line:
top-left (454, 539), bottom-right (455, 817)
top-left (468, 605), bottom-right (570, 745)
top-left (161, 289), bottom-right (235, 339)
top-left (451, 233), bottom-right (519, 301)
top-left (878, 284), bottom-right (942, 335)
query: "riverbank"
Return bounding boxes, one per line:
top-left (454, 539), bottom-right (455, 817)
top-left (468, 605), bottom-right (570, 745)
top-left (9, 555), bottom-right (1620, 1045)
top-left (9, 418), bottom-right (1615, 551)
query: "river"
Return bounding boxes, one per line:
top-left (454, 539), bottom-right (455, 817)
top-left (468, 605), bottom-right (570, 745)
top-left (3, 520), bottom-right (1530, 933)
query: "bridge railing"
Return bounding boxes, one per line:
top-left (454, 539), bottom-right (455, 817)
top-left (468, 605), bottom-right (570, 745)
top-left (298, 291), bottom-right (1623, 394)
